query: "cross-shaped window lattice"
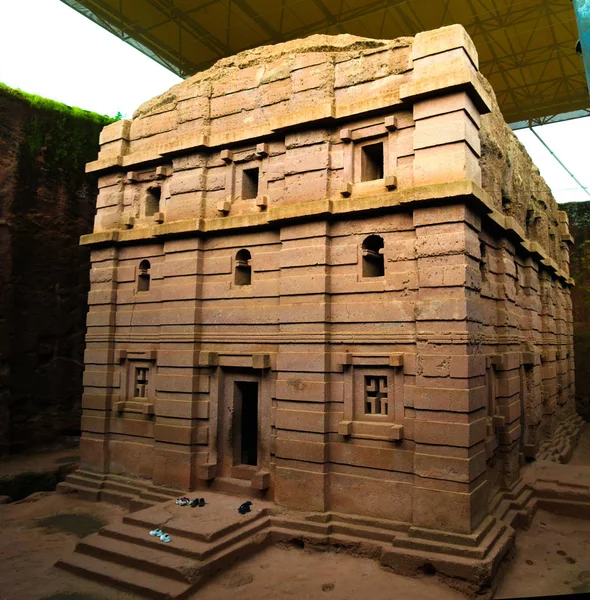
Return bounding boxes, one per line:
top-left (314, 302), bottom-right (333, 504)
top-left (135, 367), bottom-right (149, 398)
top-left (364, 375), bottom-right (388, 415)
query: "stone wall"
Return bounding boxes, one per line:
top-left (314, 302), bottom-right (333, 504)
top-left (561, 200), bottom-right (590, 417)
top-left (0, 84), bottom-right (112, 454)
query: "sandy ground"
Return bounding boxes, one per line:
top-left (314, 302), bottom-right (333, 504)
top-left (495, 508), bottom-right (590, 598)
top-left (191, 544), bottom-right (465, 600)
top-left (0, 492), bottom-right (133, 600)
top-left (0, 425), bottom-right (589, 600)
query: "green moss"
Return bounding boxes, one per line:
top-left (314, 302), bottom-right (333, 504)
top-left (0, 82), bottom-right (116, 124)
top-left (0, 82), bottom-right (116, 196)
top-left (0, 82), bottom-right (115, 174)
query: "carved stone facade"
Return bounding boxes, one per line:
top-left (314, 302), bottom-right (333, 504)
top-left (73, 25), bottom-right (576, 583)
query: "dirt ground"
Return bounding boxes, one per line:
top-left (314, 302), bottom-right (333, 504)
top-left (1, 425), bottom-right (589, 600)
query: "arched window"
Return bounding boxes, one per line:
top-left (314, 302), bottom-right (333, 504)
top-left (137, 260), bottom-right (151, 292)
top-left (235, 249), bottom-right (252, 286)
top-left (145, 186), bottom-right (161, 217)
top-left (362, 235), bottom-right (384, 278)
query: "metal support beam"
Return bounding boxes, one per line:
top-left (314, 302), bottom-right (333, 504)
top-left (574, 0), bottom-right (590, 95)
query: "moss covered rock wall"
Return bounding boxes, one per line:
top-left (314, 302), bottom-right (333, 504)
top-left (0, 84), bottom-right (113, 454)
top-left (561, 201), bottom-right (590, 418)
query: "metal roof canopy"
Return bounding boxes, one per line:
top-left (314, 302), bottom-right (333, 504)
top-left (61, 0), bottom-right (590, 125)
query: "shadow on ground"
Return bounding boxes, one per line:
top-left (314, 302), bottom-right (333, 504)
top-left (36, 513), bottom-right (105, 538)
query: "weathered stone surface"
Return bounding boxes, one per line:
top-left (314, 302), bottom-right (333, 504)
top-left (561, 201), bottom-right (590, 419)
top-left (0, 84), bottom-right (110, 454)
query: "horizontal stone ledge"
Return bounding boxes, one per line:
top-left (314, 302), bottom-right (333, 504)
top-left (81, 179), bottom-right (492, 243)
top-left (79, 189), bottom-right (566, 285)
top-left (86, 96), bottom-right (406, 174)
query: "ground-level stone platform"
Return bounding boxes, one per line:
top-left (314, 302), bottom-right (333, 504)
top-left (56, 485), bottom-right (513, 599)
top-left (55, 425), bottom-right (590, 600)
top-left (3, 481), bottom-right (590, 600)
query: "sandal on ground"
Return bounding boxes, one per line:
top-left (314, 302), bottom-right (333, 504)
top-left (149, 528), bottom-right (163, 537)
top-left (160, 533), bottom-right (171, 543)
top-left (176, 497), bottom-right (190, 506)
top-left (190, 498), bottom-right (199, 507)
top-left (198, 498), bottom-right (206, 507)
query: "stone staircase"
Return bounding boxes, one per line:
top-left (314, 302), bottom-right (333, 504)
top-left (56, 491), bottom-right (275, 599)
top-left (57, 469), bottom-right (181, 511)
top-left (489, 478), bottom-right (537, 530)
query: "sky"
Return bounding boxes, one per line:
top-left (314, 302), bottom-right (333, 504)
top-left (0, 0), bottom-right (589, 203)
top-left (0, 0), bottom-right (182, 118)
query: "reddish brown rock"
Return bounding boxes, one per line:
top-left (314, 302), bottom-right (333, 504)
top-left (0, 85), bottom-right (111, 454)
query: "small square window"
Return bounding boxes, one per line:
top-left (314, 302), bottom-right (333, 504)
top-left (242, 167), bottom-right (259, 200)
top-left (145, 187), bottom-right (161, 217)
top-left (361, 142), bottom-right (384, 181)
top-left (364, 375), bottom-right (388, 415)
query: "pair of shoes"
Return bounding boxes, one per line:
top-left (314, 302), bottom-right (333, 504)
top-left (190, 498), bottom-right (206, 508)
top-left (238, 501), bottom-right (252, 515)
top-left (149, 528), bottom-right (172, 543)
top-left (176, 497), bottom-right (190, 506)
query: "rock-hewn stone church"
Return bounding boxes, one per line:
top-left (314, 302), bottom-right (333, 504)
top-left (64, 24), bottom-right (581, 591)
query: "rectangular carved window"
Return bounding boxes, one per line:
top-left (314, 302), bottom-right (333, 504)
top-left (364, 375), bottom-right (388, 415)
top-left (242, 167), bottom-right (259, 199)
top-left (361, 142), bottom-right (384, 181)
top-left (135, 367), bottom-right (149, 398)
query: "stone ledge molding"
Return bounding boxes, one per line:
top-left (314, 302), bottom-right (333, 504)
top-left (80, 180), bottom-right (571, 286)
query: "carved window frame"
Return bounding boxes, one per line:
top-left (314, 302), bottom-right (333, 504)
top-left (219, 144), bottom-right (270, 213)
top-left (339, 115), bottom-right (398, 197)
top-left (339, 353), bottom-right (404, 441)
top-left (113, 349), bottom-right (157, 416)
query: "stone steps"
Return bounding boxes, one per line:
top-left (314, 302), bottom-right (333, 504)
top-left (392, 520), bottom-right (506, 560)
top-left (409, 515), bottom-right (495, 549)
top-left (57, 469), bottom-right (180, 511)
top-left (56, 505), bottom-right (273, 599)
top-left (103, 479), bottom-right (148, 496)
top-left (140, 490), bottom-right (179, 504)
top-left (56, 552), bottom-right (191, 600)
top-left (56, 482), bottom-right (100, 502)
top-left (209, 477), bottom-right (264, 500)
top-left (101, 488), bottom-right (139, 509)
top-left (122, 507), bottom-right (266, 544)
top-left (271, 515), bottom-right (396, 544)
top-left (76, 533), bottom-right (191, 582)
top-left (382, 527), bottom-right (515, 584)
top-left (331, 511), bottom-right (409, 534)
top-left (64, 474), bottom-right (103, 490)
top-left (101, 515), bottom-right (271, 561)
top-left (270, 516), bottom-right (328, 536)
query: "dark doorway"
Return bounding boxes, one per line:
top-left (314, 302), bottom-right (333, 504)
top-left (236, 381), bottom-right (258, 466)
